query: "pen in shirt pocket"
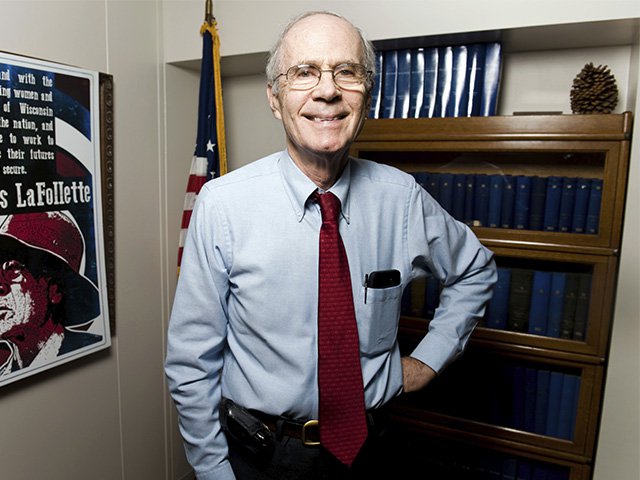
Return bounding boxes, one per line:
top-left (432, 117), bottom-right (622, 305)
top-left (363, 269), bottom-right (401, 304)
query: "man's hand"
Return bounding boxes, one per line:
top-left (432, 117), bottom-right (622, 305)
top-left (401, 356), bottom-right (437, 393)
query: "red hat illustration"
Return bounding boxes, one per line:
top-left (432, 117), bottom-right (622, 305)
top-left (0, 211), bottom-right (100, 328)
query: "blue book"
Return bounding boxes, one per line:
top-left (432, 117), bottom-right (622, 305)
top-left (446, 45), bottom-right (468, 117)
top-left (571, 177), bottom-right (592, 233)
top-left (508, 268), bottom-right (533, 333)
top-left (532, 465), bottom-right (550, 480)
top-left (528, 176), bottom-right (547, 231)
top-left (463, 173), bottom-right (476, 225)
top-left (381, 50), bottom-right (398, 118)
top-left (545, 372), bottom-right (565, 437)
top-left (572, 273), bottom-right (591, 341)
top-left (514, 175), bottom-right (531, 230)
top-left (427, 172), bottom-right (441, 202)
top-left (480, 42), bottom-right (502, 116)
top-left (524, 367), bottom-right (538, 432)
top-left (557, 374), bottom-right (580, 440)
top-left (558, 177), bottom-right (577, 232)
top-left (465, 43), bottom-right (486, 116)
top-left (486, 267), bottom-right (511, 330)
top-left (473, 173), bottom-right (490, 226)
top-left (369, 50), bottom-right (383, 119)
top-left (546, 272), bottom-right (567, 338)
top-left (528, 271), bottom-right (551, 336)
top-left (559, 273), bottom-right (579, 339)
top-left (543, 176), bottom-right (563, 231)
top-left (534, 369), bottom-right (551, 435)
top-left (419, 47), bottom-right (439, 118)
top-left (408, 48), bottom-right (425, 118)
top-left (394, 49), bottom-right (412, 119)
top-left (511, 366), bottom-right (526, 430)
top-left (401, 284), bottom-right (411, 316)
top-left (452, 173), bottom-right (467, 220)
top-left (438, 172), bottom-right (454, 214)
top-left (434, 46), bottom-right (453, 117)
top-left (585, 178), bottom-right (603, 234)
top-left (488, 174), bottom-right (504, 228)
top-left (500, 175), bottom-right (515, 228)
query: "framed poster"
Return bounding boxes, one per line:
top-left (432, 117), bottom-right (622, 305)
top-left (0, 52), bottom-right (113, 387)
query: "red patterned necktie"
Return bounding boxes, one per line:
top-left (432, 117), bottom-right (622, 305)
top-left (314, 191), bottom-right (368, 466)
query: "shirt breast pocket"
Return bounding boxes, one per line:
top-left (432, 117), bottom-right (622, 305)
top-left (355, 284), bottom-right (402, 356)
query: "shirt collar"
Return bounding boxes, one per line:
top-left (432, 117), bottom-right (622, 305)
top-left (278, 150), bottom-right (352, 223)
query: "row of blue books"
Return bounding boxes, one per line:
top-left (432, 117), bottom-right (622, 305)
top-left (369, 43), bottom-right (502, 119)
top-left (485, 268), bottom-right (591, 341)
top-left (411, 171), bottom-right (603, 234)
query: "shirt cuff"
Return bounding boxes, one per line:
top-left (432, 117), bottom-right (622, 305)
top-left (195, 459), bottom-right (236, 480)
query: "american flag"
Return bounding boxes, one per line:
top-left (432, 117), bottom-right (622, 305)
top-left (178, 19), bottom-right (227, 272)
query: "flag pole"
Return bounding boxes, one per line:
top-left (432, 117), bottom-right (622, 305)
top-left (205, 0), bottom-right (213, 26)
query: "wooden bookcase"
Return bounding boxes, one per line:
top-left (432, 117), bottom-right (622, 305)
top-left (350, 112), bottom-right (633, 480)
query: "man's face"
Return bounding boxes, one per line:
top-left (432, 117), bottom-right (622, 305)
top-left (267, 14), bottom-right (369, 166)
top-left (0, 258), bottom-right (56, 338)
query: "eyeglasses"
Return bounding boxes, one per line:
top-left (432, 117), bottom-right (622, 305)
top-left (274, 63), bottom-right (372, 90)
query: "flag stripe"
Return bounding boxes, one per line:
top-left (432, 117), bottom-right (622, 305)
top-left (178, 20), bottom-right (227, 273)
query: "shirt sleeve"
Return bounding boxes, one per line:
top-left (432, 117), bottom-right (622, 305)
top-left (407, 182), bottom-right (497, 373)
top-left (164, 184), bottom-right (236, 480)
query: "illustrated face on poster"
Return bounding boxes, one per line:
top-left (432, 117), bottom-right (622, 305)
top-left (0, 53), bottom-right (110, 386)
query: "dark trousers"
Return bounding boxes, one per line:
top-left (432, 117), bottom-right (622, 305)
top-left (227, 420), bottom-right (396, 480)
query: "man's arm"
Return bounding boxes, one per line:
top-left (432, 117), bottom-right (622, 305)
top-left (402, 356), bottom-right (437, 392)
top-left (165, 185), bottom-right (236, 480)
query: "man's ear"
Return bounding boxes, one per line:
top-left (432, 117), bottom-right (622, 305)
top-left (48, 282), bottom-right (62, 305)
top-left (267, 84), bottom-right (283, 120)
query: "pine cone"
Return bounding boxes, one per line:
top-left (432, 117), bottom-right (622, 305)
top-left (570, 63), bottom-right (618, 114)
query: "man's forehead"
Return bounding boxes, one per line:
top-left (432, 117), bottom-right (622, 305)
top-left (281, 15), bottom-right (363, 66)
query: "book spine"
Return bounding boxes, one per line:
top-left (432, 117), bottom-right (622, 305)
top-left (480, 42), bottom-right (502, 116)
top-left (419, 47), bottom-right (439, 118)
top-left (585, 178), bottom-right (603, 234)
top-left (546, 272), bottom-right (567, 338)
top-left (559, 273), bottom-right (579, 339)
top-left (508, 269), bottom-right (533, 332)
top-left (487, 174), bottom-right (504, 228)
top-left (534, 369), bottom-right (551, 435)
top-left (558, 177), bottom-right (577, 232)
top-left (446, 45), bottom-right (468, 117)
top-left (514, 175), bottom-right (531, 230)
top-left (394, 49), bottom-right (412, 119)
top-left (500, 174), bottom-right (515, 228)
top-left (427, 172), bottom-right (441, 203)
top-left (452, 173), bottom-right (467, 221)
top-left (465, 43), bottom-right (486, 117)
top-left (408, 48), bottom-right (425, 118)
top-left (528, 271), bottom-right (551, 336)
top-left (545, 372), bottom-right (565, 437)
top-left (571, 177), bottom-right (592, 233)
top-left (543, 176), bottom-right (563, 232)
top-left (438, 172), bottom-right (454, 214)
top-left (572, 273), bottom-right (591, 341)
top-left (528, 176), bottom-right (547, 231)
top-left (463, 173), bottom-right (476, 226)
top-left (434, 46), bottom-right (453, 118)
top-left (557, 374), bottom-right (580, 440)
top-left (381, 50), bottom-right (398, 119)
top-left (473, 173), bottom-right (489, 227)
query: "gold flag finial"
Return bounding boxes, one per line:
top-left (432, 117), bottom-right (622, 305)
top-left (205, 0), bottom-right (214, 25)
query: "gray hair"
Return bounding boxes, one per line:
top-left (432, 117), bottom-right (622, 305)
top-left (266, 11), bottom-right (376, 96)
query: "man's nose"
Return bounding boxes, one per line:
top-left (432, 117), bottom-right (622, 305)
top-left (312, 71), bottom-right (342, 100)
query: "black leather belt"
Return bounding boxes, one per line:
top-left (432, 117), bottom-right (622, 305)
top-left (252, 411), bottom-right (321, 446)
top-left (250, 409), bottom-right (386, 447)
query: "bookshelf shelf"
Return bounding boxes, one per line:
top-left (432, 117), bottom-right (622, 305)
top-left (350, 112), bottom-right (633, 480)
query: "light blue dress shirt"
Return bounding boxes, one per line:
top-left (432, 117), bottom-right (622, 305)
top-left (165, 151), bottom-right (496, 480)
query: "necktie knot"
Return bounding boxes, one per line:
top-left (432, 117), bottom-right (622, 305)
top-left (313, 191), bottom-right (341, 224)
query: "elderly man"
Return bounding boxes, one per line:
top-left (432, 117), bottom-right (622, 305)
top-left (0, 211), bottom-right (101, 377)
top-left (166, 11), bottom-right (496, 480)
